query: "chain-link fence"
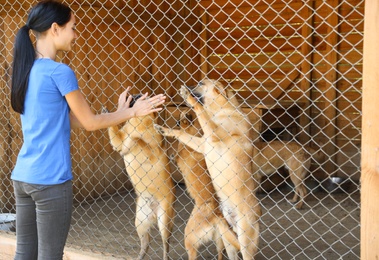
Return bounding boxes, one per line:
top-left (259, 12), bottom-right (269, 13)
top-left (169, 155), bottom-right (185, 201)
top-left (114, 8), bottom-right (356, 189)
top-left (0, 0), bottom-right (362, 259)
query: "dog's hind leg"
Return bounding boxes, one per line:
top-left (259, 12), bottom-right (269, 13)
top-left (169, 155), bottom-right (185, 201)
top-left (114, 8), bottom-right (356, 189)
top-left (157, 199), bottom-right (175, 260)
top-left (231, 195), bottom-right (260, 259)
top-left (135, 196), bottom-right (154, 260)
top-left (218, 219), bottom-right (240, 260)
top-left (237, 215), bottom-right (260, 259)
top-left (184, 226), bottom-right (199, 260)
top-left (215, 233), bottom-right (226, 260)
top-left (184, 208), bottom-right (206, 260)
top-left (287, 160), bottom-right (309, 209)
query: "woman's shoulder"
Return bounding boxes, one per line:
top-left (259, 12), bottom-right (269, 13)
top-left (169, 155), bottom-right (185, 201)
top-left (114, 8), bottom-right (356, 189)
top-left (35, 58), bottom-right (73, 72)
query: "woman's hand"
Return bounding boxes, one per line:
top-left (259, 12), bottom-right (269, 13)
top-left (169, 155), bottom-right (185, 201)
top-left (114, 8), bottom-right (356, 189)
top-left (131, 93), bottom-right (166, 117)
top-left (116, 87), bottom-right (132, 112)
top-left (116, 87), bottom-right (166, 117)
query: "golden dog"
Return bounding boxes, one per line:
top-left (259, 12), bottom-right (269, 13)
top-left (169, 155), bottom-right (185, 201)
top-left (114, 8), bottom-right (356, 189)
top-left (175, 108), bottom-right (240, 260)
top-left (174, 106), bottom-right (324, 210)
top-left (253, 141), bottom-right (324, 209)
top-left (103, 96), bottom-right (175, 260)
top-left (155, 79), bottom-right (261, 259)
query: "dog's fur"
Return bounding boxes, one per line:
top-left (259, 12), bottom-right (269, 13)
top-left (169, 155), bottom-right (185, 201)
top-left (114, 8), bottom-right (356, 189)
top-left (175, 108), bottom-right (240, 260)
top-left (155, 79), bottom-right (261, 259)
top-left (103, 103), bottom-right (175, 260)
top-left (253, 141), bottom-right (324, 209)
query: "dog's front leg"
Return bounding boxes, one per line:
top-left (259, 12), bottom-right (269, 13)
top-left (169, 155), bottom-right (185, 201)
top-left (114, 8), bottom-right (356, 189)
top-left (107, 125), bottom-right (125, 153)
top-left (154, 124), bottom-right (205, 154)
top-left (119, 136), bottom-right (137, 156)
top-left (103, 106), bottom-right (127, 154)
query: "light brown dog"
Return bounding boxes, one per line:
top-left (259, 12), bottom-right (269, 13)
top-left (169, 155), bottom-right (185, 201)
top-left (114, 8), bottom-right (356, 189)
top-left (155, 79), bottom-right (261, 259)
top-left (175, 108), bottom-right (240, 260)
top-left (103, 100), bottom-right (175, 260)
top-left (176, 107), bottom-right (324, 210)
top-left (253, 141), bottom-right (324, 209)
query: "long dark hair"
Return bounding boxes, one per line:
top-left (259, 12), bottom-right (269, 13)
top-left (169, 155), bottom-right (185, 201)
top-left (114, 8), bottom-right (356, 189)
top-left (11, 0), bottom-right (72, 114)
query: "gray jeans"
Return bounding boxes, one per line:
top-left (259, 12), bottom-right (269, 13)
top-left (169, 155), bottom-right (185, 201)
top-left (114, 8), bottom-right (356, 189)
top-left (13, 180), bottom-right (73, 260)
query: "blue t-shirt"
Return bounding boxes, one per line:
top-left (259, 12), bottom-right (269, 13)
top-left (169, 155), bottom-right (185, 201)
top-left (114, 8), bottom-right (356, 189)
top-left (12, 58), bottom-right (79, 185)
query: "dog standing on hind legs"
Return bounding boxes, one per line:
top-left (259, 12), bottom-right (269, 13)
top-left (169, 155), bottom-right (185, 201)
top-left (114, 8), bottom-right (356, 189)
top-left (174, 108), bottom-right (240, 260)
top-left (155, 79), bottom-right (261, 259)
top-left (103, 95), bottom-right (175, 260)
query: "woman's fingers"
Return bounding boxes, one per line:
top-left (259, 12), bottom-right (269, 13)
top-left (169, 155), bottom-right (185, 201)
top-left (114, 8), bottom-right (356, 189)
top-left (132, 94), bottom-right (166, 116)
top-left (117, 87), bottom-right (131, 111)
top-left (147, 94), bottom-right (166, 109)
top-left (120, 87), bottom-right (131, 101)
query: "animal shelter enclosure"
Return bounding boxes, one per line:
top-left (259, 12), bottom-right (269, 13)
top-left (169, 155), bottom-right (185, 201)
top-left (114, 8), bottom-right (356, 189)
top-left (0, 0), bottom-right (363, 259)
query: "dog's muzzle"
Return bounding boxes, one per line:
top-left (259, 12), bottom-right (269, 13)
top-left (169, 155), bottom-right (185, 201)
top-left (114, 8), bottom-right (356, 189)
top-left (129, 94), bottom-right (143, 108)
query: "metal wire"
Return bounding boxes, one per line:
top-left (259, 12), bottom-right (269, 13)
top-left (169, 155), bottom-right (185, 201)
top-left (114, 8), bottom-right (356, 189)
top-left (0, 0), bottom-right (361, 259)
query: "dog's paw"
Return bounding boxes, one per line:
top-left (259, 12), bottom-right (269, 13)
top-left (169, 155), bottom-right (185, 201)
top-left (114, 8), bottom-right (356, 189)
top-left (180, 85), bottom-right (190, 100)
top-left (180, 86), bottom-right (197, 107)
top-left (102, 106), bottom-right (109, 114)
top-left (153, 124), bottom-right (167, 136)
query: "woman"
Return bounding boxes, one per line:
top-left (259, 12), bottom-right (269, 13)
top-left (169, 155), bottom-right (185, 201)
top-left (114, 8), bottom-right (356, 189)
top-left (10, 1), bottom-right (166, 259)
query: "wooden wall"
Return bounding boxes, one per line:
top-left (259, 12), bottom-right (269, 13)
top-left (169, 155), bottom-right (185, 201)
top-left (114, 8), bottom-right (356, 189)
top-left (198, 0), bottom-right (363, 180)
top-left (0, 11), bottom-right (24, 211)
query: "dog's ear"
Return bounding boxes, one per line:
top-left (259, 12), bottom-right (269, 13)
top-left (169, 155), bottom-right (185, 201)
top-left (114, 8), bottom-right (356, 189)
top-left (212, 80), bottom-right (227, 96)
top-left (226, 89), bottom-right (234, 99)
top-left (226, 89), bottom-right (240, 106)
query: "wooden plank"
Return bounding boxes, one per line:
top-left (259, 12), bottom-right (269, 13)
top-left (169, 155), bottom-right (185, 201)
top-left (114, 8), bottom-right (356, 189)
top-left (1, 14), bottom-right (24, 210)
top-left (207, 35), bottom-right (302, 55)
top-left (207, 52), bottom-right (303, 69)
top-left (200, 10), bottom-right (209, 78)
top-left (323, 0), bottom-right (339, 175)
top-left (209, 23), bottom-right (302, 42)
top-left (209, 66), bottom-right (299, 83)
top-left (204, 1), bottom-right (305, 26)
top-left (0, 15), bottom-right (13, 211)
top-left (361, 0), bottom-right (379, 258)
top-left (299, 1), bottom-right (314, 143)
top-left (273, 69), bottom-right (300, 99)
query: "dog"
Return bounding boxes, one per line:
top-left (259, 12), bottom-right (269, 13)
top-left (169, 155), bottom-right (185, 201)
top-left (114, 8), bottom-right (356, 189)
top-left (175, 108), bottom-right (240, 260)
top-left (253, 140), bottom-right (324, 209)
top-left (103, 95), bottom-right (176, 260)
top-left (155, 79), bottom-right (261, 259)
top-left (174, 106), bottom-right (324, 210)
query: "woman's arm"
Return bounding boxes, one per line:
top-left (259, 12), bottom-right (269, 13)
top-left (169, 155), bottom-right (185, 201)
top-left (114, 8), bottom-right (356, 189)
top-left (65, 87), bottom-right (166, 131)
top-left (69, 111), bottom-right (83, 129)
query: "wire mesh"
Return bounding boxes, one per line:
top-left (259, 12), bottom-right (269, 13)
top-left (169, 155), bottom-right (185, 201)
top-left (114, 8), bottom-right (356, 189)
top-left (0, 0), bottom-right (361, 259)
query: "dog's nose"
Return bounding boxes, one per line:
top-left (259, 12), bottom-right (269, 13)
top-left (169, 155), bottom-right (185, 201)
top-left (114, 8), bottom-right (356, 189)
top-left (129, 94), bottom-right (143, 108)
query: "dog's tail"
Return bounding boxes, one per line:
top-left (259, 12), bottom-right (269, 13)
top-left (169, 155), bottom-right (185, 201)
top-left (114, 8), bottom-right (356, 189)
top-left (217, 218), bottom-right (241, 251)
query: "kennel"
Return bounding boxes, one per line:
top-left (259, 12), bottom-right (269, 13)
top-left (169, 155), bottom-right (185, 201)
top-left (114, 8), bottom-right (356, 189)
top-left (0, 0), bottom-right (370, 258)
